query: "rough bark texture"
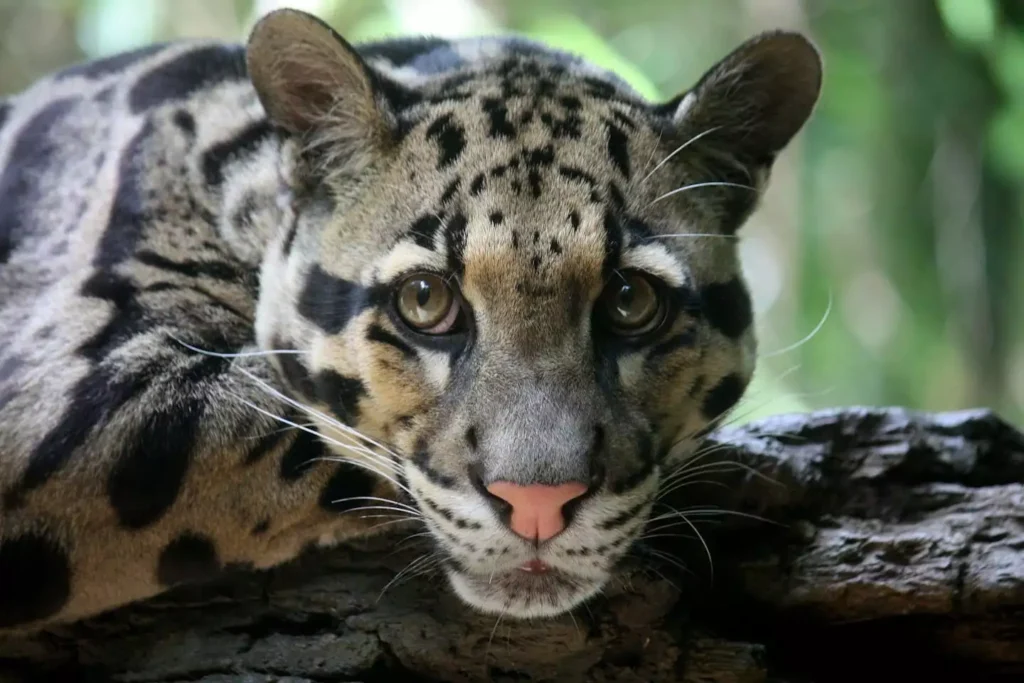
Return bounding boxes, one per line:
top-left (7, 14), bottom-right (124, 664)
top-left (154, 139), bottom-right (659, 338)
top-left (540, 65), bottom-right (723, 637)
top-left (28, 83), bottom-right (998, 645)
top-left (2, 407), bottom-right (1023, 683)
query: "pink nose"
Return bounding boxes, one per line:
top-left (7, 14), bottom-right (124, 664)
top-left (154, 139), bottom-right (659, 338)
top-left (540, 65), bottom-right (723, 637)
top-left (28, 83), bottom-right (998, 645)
top-left (486, 481), bottom-right (589, 542)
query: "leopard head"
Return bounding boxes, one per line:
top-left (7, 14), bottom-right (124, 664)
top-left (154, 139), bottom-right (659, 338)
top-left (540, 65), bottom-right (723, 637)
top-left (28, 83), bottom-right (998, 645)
top-left (246, 9), bottom-right (821, 617)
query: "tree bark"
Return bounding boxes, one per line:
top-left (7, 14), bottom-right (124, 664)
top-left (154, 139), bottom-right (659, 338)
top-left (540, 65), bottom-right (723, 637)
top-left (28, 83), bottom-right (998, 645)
top-left (2, 407), bottom-right (1022, 683)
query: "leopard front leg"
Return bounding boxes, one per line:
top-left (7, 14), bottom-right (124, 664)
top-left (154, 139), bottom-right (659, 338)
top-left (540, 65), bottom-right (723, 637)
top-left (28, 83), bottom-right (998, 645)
top-left (0, 342), bottom-right (404, 632)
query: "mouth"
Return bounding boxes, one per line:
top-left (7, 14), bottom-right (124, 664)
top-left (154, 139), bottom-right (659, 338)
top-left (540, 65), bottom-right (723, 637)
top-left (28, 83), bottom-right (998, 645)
top-left (446, 559), bottom-right (605, 618)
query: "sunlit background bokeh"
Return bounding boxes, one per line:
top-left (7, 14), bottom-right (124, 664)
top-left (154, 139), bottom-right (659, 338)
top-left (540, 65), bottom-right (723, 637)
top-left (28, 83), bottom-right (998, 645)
top-left (1, 0), bottom-right (1021, 425)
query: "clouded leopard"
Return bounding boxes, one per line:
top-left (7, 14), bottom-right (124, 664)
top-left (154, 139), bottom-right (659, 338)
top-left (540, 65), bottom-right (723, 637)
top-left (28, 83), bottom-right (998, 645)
top-left (0, 8), bottom-right (821, 630)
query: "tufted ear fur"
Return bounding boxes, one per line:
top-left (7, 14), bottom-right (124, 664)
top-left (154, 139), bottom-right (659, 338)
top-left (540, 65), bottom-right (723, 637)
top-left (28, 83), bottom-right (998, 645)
top-left (669, 30), bottom-right (822, 170)
top-left (246, 9), bottom-right (393, 172)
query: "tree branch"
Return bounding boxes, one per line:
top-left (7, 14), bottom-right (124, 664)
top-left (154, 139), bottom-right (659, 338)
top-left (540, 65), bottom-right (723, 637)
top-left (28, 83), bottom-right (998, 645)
top-left (2, 407), bottom-right (1022, 682)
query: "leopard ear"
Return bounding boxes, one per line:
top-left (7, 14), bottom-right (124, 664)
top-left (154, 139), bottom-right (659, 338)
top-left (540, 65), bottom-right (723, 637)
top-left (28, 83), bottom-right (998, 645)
top-left (668, 30), bottom-right (822, 167)
top-left (246, 9), bottom-right (392, 160)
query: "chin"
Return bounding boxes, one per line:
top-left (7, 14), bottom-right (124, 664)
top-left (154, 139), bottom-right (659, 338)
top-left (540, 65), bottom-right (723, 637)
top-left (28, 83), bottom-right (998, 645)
top-left (446, 564), bottom-right (606, 619)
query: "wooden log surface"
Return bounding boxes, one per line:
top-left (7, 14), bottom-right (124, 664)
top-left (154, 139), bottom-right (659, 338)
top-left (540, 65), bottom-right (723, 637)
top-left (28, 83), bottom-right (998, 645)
top-left (1, 407), bottom-right (1022, 682)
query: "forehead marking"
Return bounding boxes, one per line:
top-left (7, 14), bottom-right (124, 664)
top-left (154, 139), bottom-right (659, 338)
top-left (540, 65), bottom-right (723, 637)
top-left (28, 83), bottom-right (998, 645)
top-left (620, 244), bottom-right (686, 288)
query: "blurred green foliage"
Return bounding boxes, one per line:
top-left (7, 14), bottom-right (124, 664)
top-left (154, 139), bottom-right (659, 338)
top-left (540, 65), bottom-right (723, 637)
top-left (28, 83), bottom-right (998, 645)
top-left (0, 0), bottom-right (1020, 425)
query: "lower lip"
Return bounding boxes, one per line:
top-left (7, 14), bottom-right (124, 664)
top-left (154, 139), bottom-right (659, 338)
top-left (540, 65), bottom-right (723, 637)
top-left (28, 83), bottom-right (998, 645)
top-left (518, 559), bottom-right (552, 574)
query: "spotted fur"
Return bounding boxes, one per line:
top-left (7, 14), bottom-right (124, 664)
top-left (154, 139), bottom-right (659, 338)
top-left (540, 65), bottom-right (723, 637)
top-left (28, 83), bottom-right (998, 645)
top-left (0, 9), bottom-right (821, 629)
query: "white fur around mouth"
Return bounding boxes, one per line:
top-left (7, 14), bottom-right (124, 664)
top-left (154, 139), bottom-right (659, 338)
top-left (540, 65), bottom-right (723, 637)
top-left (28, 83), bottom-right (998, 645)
top-left (447, 565), bottom-right (604, 618)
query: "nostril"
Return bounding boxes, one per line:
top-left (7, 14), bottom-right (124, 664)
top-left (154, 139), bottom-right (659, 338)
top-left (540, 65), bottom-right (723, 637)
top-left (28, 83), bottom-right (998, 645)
top-left (469, 464), bottom-right (512, 517)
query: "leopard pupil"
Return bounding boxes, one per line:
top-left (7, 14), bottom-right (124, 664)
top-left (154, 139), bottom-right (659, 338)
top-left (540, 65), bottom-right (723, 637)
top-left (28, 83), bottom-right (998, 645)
top-left (618, 284), bottom-right (635, 310)
top-left (416, 281), bottom-right (432, 307)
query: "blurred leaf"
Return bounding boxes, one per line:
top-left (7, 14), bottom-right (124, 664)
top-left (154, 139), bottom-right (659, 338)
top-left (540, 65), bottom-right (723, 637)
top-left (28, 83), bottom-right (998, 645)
top-left (991, 29), bottom-right (1024, 103)
top-left (935, 0), bottom-right (998, 46)
top-left (77, 0), bottom-right (160, 56)
top-left (988, 105), bottom-right (1024, 178)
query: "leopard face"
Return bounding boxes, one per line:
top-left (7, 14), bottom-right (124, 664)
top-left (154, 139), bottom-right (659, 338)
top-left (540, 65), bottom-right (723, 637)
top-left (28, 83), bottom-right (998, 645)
top-left (248, 10), bottom-right (821, 617)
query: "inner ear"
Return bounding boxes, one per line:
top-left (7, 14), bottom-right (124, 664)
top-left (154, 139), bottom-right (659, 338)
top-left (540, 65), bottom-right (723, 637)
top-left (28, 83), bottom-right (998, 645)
top-left (246, 8), bottom-right (392, 148)
top-left (670, 30), bottom-right (823, 165)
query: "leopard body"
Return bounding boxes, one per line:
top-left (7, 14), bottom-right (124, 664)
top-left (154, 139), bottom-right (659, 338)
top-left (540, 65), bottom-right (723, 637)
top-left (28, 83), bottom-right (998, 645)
top-left (0, 10), bottom-right (821, 630)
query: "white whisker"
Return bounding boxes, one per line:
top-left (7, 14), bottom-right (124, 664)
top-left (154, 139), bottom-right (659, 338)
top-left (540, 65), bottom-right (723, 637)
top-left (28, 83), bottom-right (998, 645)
top-left (228, 394), bottom-right (413, 497)
top-left (650, 181), bottom-right (756, 206)
top-left (644, 232), bottom-right (737, 241)
top-left (170, 337), bottom-right (309, 358)
top-left (640, 126), bottom-right (722, 185)
top-left (233, 365), bottom-right (404, 464)
top-left (761, 289), bottom-right (834, 359)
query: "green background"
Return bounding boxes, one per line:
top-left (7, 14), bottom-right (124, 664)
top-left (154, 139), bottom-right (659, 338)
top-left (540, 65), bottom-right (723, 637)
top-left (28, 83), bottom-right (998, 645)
top-left (1, 0), bottom-right (1021, 425)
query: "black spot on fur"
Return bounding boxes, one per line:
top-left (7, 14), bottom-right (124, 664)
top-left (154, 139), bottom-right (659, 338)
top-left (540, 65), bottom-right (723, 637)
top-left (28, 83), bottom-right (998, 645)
top-left (108, 356), bottom-right (228, 529)
top-left (201, 119), bottom-right (275, 187)
top-left (569, 210), bottom-right (581, 230)
top-left (276, 353), bottom-right (316, 398)
top-left (314, 370), bottom-right (366, 424)
top-left (425, 114), bottom-right (466, 168)
top-left (0, 534), bottom-right (71, 628)
top-left (560, 95), bottom-right (582, 110)
top-left (173, 109), bottom-right (196, 136)
top-left (525, 144), bottom-right (555, 168)
top-left (465, 426), bottom-right (478, 450)
top-left (410, 214), bottom-right (443, 250)
top-left (94, 119), bottom-right (154, 269)
top-left (412, 445), bottom-right (457, 488)
top-left (511, 230), bottom-right (520, 250)
top-left (129, 44), bottom-right (246, 112)
top-left (135, 250), bottom-right (245, 283)
top-left (245, 423), bottom-right (292, 465)
top-left (252, 519), bottom-right (270, 535)
top-left (489, 210), bottom-right (504, 225)
top-left (702, 373), bottom-right (746, 419)
top-left (608, 182), bottom-right (625, 210)
top-left (445, 212), bottom-right (468, 273)
top-left (297, 265), bottom-right (384, 335)
top-left (74, 271), bottom-right (138, 351)
top-left (5, 362), bottom-right (151, 509)
top-left (281, 213), bottom-right (300, 255)
top-left (550, 238), bottom-right (562, 254)
top-left (700, 278), bottom-right (753, 339)
top-left (482, 97), bottom-right (516, 139)
top-left (156, 532), bottom-right (220, 587)
top-left (57, 43), bottom-right (166, 80)
top-left (318, 462), bottom-right (378, 512)
top-left (583, 76), bottom-right (618, 100)
top-left (469, 173), bottom-right (487, 196)
top-left (531, 255), bottom-right (542, 270)
top-left (557, 166), bottom-right (598, 194)
top-left (528, 170), bottom-right (543, 198)
top-left (279, 427), bottom-right (325, 481)
top-left (602, 210), bottom-right (623, 278)
top-left (623, 216), bottom-right (655, 241)
top-left (372, 73), bottom-right (425, 113)
top-left (0, 98), bottom-right (76, 266)
top-left (611, 110), bottom-right (637, 130)
top-left (368, 324), bottom-right (417, 359)
top-left (599, 500), bottom-right (648, 530)
top-left (440, 177), bottom-right (461, 205)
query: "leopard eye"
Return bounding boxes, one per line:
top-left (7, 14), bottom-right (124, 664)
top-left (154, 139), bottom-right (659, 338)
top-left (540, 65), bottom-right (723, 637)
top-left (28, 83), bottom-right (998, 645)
top-left (600, 271), bottom-right (664, 335)
top-left (395, 273), bottom-right (460, 334)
